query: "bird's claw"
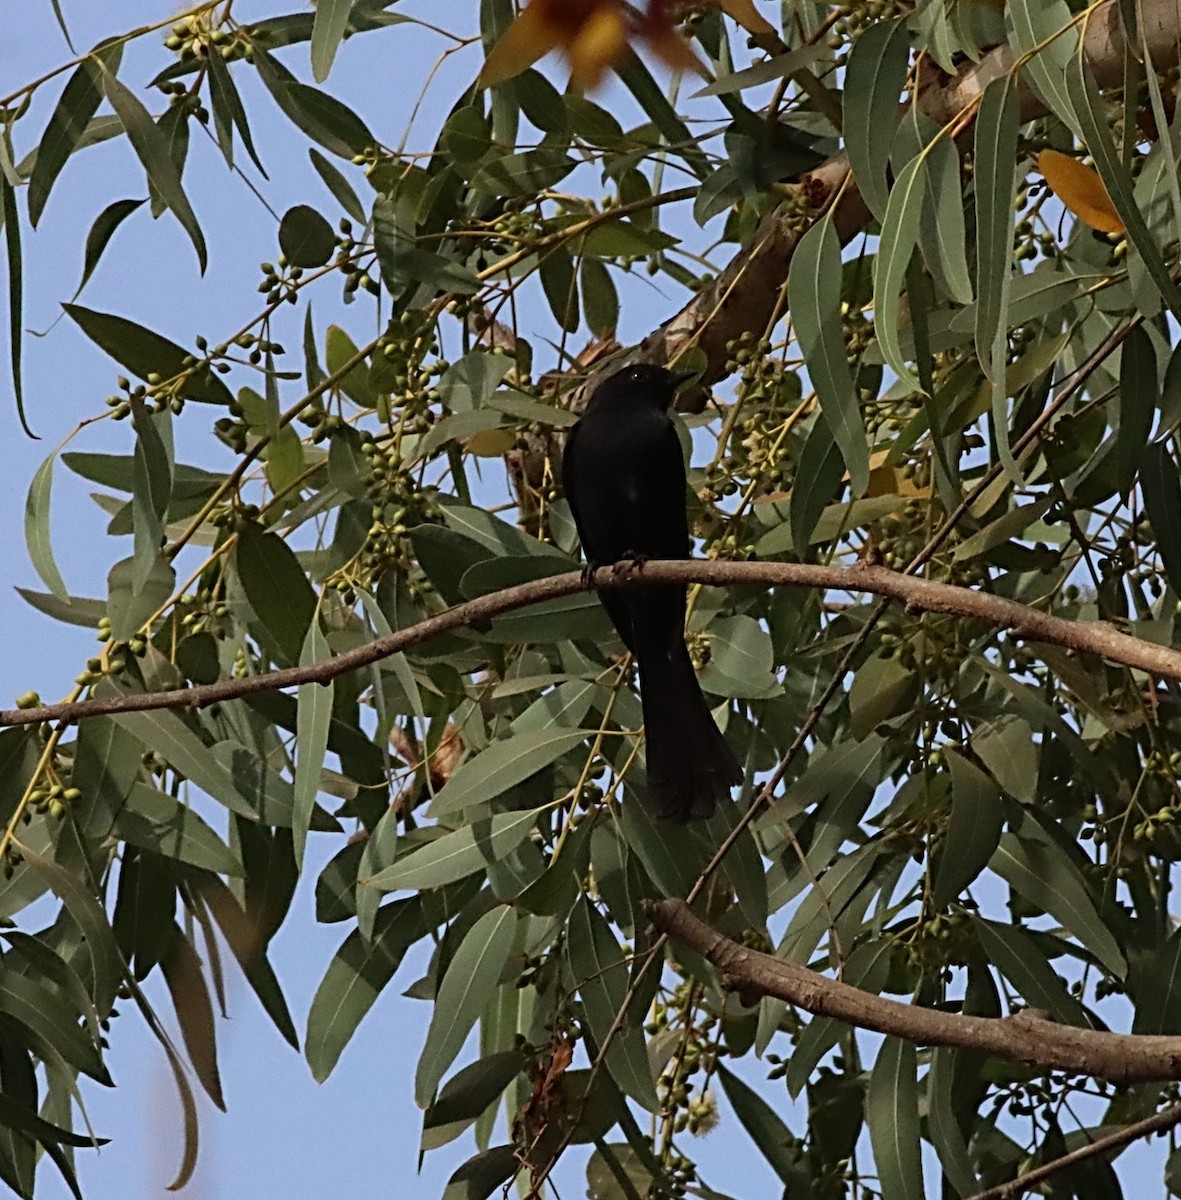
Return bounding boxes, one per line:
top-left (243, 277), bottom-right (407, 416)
top-left (614, 551), bottom-right (648, 578)
top-left (581, 560), bottom-right (603, 588)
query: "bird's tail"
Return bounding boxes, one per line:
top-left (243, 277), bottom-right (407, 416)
top-left (637, 644), bottom-right (743, 821)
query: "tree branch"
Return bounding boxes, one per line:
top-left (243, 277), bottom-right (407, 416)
top-left (3, 558), bottom-right (1180, 729)
top-left (647, 899), bottom-right (1181, 1085)
top-left (965, 1101), bottom-right (1181, 1200)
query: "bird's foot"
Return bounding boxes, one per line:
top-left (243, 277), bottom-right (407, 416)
top-left (614, 551), bottom-right (648, 578)
top-left (581, 560), bottom-right (604, 588)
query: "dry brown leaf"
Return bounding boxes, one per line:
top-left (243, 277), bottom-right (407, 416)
top-left (1038, 149), bottom-right (1125, 235)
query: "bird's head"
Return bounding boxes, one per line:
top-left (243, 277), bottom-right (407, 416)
top-left (587, 362), bottom-right (696, 412)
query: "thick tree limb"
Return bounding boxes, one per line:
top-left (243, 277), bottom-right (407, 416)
top-left (647, 898), bottom-right (1181, 1084)
top-left (3, 557), bottom-right (1180, 729)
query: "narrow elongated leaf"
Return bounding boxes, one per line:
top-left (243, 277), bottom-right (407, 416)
top-left (844, 17), bottom-right (910, 220)
top-left (63, 304), bottom-right (232, 405)
top-left (111, 706), bottom-right (256, 819)
top-left (867, 1038), bottom-right (923, 1200)
top-left (564, 897), bottom-right (658, 1111)
top-left (790, 216), bottom-right (869, 494)
top-left (206, 47), bottom-right (266, 176)
top-left (98, 63), bottom-right (206, 272)
top-left (294, 615), bottom-right (333, 868)
top-left (114, 783), bottom-right (242, 876)
top-left (28, 47), bottom-right (120, 225)
top-left (873, 153), bottom-right (927, 392)
top-left (72, 197), bottom-right (145, 298)
top-left (160, 927), bottom-right (224, 1109)
top-left (971, 918), bottom-right (1091, 1025)
top-left (1141, 441), bottom-right (1181, 595)
top-left (415, 906), bottom-right (518, 1106)
top-left (366, 809), bottom-right (543, 892)
top-left (933, 749), bottom-right (1004, 906)
top-left (254, 48), bottom-right (374, 158)
top-left (1006, 0), bottom-right (1080, 134)
top-left (921, 135), bottom-right (973, 305)
top-left (308, 147), bottom-right (364, 224)
top-left (428, 729), bottom-right (590, 818)
top-left (716, 1064), bottom-right (800, 1183)
top-left (990, 823), bottom-right (1126, 979)
top-left (234, 525), bottom-right (317, 668)
top-left (311, 0), bottom-right (352, 81)
top-left (24, 449), bottom-right (69, 600)
top-left (789, 416), bottom-right (845, 553)
top-left (928, 1047), bottom-right (979, 1198)
top-left (1114, 324), bottom-right (1156, 496)
top-left (306, 900), bottom-right (422, 1080)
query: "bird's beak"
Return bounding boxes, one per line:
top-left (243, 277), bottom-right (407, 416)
top-left (667, 370), bottom-right (696, 390)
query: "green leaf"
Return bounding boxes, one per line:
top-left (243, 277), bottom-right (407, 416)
top-left (867, 1038), bottom-right (923, 1200)
top-left (365, 809), bottom-right (543, 892)
top-left (424, 1048), bottom-right (525, 1131)
top-left (254, 48), bottom-right (375, 158)
top-left (234, 524), bottom-right (317, 668)
top-left (789, 215), bottom-right (869, 494)
top-left (928, 1046), bottom-right (980, 1198)
top-left (1142, 441), bottom-right (1181, 596)
top-left (1006, 0), bottom-right (1079, 134)
top-left (973, 76), bottom-right (1019, 476)
top-left (441, 1145), bottom-right (517, 1200)
top-left (415, 906), bottom-right (518, 1106)
top-left (72, 197), bottom-right (145, 299)
top-left (539, 246), bottom-right (579, 333)
top-left (114, 783), bottom-right (242, 875)
top-left (716, 1064), bottom-right (800, 1184)
top-left (2, 157), bottom-right (28, 437)
top-left (28, 46), bottom-right (120, 225)
top-left (306, 899), bottom-right (423, 1081)
top-left (971, 918), bottom-right (1091, 1025)
top-left (564, 896), bottom-right (658, 1111)
top-left (190, 875), bottom-right (297, 1048)
top-left (697, 615), bottom-right (778, 700)
top-left (933, 749), bottom-right (1005, 907)
top-left (0, 969), bottom-right (105, 1081)
top-left (469, 149), bottom-right (575, 198)
top-left (581, 257), bottom-right (618, 338)
top-left (970, 715), bottom-right (1038, 804)
top-left (98, 62), bottom-right (206, 273)
top-left (308, 148), bottom-right (365, 225)
top-left (1114, 325), bottom-right (1156, 497)
top-left (130, 401), bottom-right (172, 589)
top-left (844, 17), bottom-right (910, 220)
top-left (1132, 927), bottom-right (1181, 1035)
top-left (22, 847), bottom-right (121, 1020)
top-left (160, 926), bottom-right (224, 1109)
top-left (920, 135), bottom-right (973, 305)
top-left (990, 818), bottom-right (1126, 979)
top-left (427, 729), bottom-right (590, 819)
top-left (789, 417), bottom-right (845, 553)
top-left (873, 152), bottom-right (927, 392)
top-left (24, 449), bottom-right (69, 601)
top-left (279, 204), bottom-right (335, 268)
top-left (692, 42), bottom-right (828, 97)
top-left (111, 704), bottom-right (256, 820)
top-left (310, 0), bottom-right (352, 81)
top-left (441, 106), bottom-right (491, 168)
top-left (105, 552), bottom-right (175, 641)
top-left (293, 615), bottom-right (333, 868)
top-left (63, 304), bottom-right (232, 404)
top-left (206, 46), bottom-right (266, 176)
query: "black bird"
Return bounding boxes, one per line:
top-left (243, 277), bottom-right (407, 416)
top-left (562, 362), bottom-right (742, 820)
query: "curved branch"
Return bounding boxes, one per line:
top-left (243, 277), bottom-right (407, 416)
top-left (3, 557), bottom-right (1180, 729)
top-left (648, 899), bottom-right (1181, 1085)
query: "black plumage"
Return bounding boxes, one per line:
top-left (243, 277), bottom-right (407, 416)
top-left (561, 363), bottom-right (742, 820)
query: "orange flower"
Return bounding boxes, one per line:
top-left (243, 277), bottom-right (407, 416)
top-left (479, 0), bottom-right (704, 92)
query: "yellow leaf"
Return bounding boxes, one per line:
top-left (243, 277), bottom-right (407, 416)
top-left (465, 428), bottom-right (516, 457)
top-left (1037, 149), bottom-right (1125, 235)
top-left (478, 1), bottom-right (567, 88)
top-left (715, 0), bottom-right (776, 37)
top-left (568, 4), bottom-right (628, 91)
